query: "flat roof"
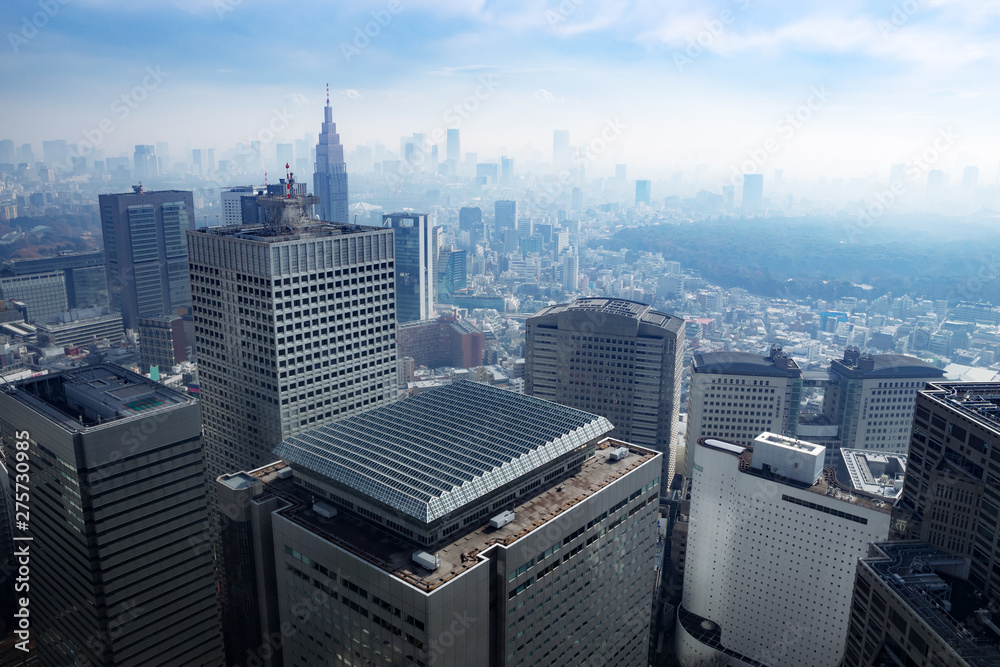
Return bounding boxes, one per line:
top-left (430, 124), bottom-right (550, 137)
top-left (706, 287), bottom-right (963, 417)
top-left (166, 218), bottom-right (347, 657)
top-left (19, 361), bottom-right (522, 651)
top-left (922, 382), bottom-right (1000, 432)
top-left (257, 440), bottom-right (658, 592)
top-left (693, 351), bottom-right (801, 377)
top-left (838, 449), bottom-right (906, 498)
top-left (832, 354), bottom-right (945, 378)
top-left (273, 382), bottom-right (614, 523)
top-left (531, 297), bottom-right (684, 333)
top-left (193, 220), bottom-right (386, 244)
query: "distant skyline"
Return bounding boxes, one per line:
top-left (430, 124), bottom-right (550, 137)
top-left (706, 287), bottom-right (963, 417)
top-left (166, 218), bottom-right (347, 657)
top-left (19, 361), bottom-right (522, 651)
top-left (3, 0), bottom-right (999, 180)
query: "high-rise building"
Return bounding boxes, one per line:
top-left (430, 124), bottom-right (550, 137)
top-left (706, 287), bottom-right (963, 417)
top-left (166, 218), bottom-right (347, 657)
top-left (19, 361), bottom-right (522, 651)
top-left (138, 314), bottom-right (187, 372)
top-left (436, 246), bottom-right (467, 302)
top-left (133, 144), bottom-right (157, 180)
top-left (397, 314), bottom-right (485, 369)
top-left (553, 129), bottom-right (570, 172)
top-left (384, 212), bottom-right (435, 323)
top-left (99, 185), bottom-right (195, 330)
top-left (0, 139), bottom-right (15, 164)
top-left (187, 214), bottom-right (398, 490)
top-left (824, 347), bottom-right (943, 455)
top-left (635, 180), bottom-right (651, 206)
top-left (561, 251), bottom-right (579, 291)
top-left (446, 128), bottom-right (460, 166)
top-left (501, 155), bottom-right (514, 185)
top-left (495, 199), bottom-right (517, 232)
top-left (525, 297), bottom-right (685, 489)
top-left (742, 173), bottom-right (764, 210)
top-left (458, 206), bottom-right (482, 232)
top-left (313, 96), bottom-right (349, 223)
top-left (0, 364), bottom-right (223, 666)
top-left (676, 433), bottom-right (891, 667)
top-left (221, 185), bottom-right (257, 226)
top-left (216, 381), bottom-right (661, 667)
top-left (842, 542), bottom-right (1000, 667)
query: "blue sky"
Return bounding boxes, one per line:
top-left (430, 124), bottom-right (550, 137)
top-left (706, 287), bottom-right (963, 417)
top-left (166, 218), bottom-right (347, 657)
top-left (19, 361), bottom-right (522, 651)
top-left (2, 0), bottom-right (998, 179)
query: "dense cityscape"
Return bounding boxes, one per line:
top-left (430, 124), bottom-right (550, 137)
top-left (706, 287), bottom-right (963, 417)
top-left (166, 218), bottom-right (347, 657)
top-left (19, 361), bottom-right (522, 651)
top-left (3, 2), bottom-right (1000, 666)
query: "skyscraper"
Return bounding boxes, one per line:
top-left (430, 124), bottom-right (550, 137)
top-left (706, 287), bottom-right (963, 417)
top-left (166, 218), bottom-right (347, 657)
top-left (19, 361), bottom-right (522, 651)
top-left (3, 250), bottom-right (108, 310)
top-left (458, 206), bottom-right (482, 232)
top-left (99, 185), bottom-right (195, 330)
top-left (384, 211), bottom-right (435, 323)
top-left (635, 179), bottom-right (651, 206)
top-left (133, 144), bottom-right (157, 180)
top-left (187, 212), bottom-right (398, 489)
top-left (525, 297), bottom-right (686, 489)
top-left (0, 364), bottom-right (224, 666)
top-left (742, 173), bottom-right (763, 210)
top-left (677, 433), bottom-right (891, 667)
top-left (216, 381), bottom-right (661, 667)
top-left (495, 199), bottom-right (517, 232)
top-left (501, 155), bottom-right (514, 184)
top-left (446, 128), bottom-right (460, 163)
top-left (313, 93), bottom-right (349, 223)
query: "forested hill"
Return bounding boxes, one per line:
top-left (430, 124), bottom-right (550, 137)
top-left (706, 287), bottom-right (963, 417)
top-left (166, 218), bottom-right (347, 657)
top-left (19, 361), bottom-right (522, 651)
top-left (593, 214), bottom-right (1000, 304)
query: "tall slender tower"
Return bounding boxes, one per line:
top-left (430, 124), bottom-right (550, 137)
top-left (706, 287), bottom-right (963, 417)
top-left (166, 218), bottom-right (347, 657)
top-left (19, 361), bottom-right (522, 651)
top-left (313, 84), bottom-right (349, 223)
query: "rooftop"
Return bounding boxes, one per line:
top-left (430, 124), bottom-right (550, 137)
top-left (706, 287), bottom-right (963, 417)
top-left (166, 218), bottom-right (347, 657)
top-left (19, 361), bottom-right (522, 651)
top-left (923, 382), bottom-right (1000, 432)
top-left (273, 382), bottom-right (614, 523)
top-left (696, 436), bottom-right (893, 515)
top-left (693, 350), bottom-right (802, 377)
top-left (251, 439), bottom-right (658, 592)
top-left (838, 449), bottom-right (906, 498)
top-left (831, 351), bottom-right (945, 379)
top-left (531, 297), bottom-right (684, 333)
top-left (193, 220), bottom-right (385, 243)
top-left (0, 363), bottom-right (190, 431)
top-left (864, 542), bottom-right (1000, 666)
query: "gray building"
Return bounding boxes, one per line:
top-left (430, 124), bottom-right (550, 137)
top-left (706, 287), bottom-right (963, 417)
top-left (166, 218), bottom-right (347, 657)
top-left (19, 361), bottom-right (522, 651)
top-left (0, 271), bottom-right (68, 322)
top-left (384, 212), bottom-right (436, 323)
top-left (217, 381), bottom-right (661, 667)
top-left (137, 314), bottom-right (186, 372)
top-left (313, 99), bottom-right (349, 224)
top-left (187, 215), bottom-right (398, 495)
top-left (99, 185), bottom-right (195, 330)
top-left (0, 364), bottom-right (223, 666)
top-left (635, 180), bottom-right (651, 206)
top-left (3, 250), bottom-right (108, 310)
top-left (525, 297), bottom-right (685, 491)
top-left (495, 199), bottom-right (517, 232)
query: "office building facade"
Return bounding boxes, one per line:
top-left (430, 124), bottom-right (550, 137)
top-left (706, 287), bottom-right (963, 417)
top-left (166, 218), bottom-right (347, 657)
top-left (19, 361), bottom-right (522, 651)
top-left (187, 216), bottom-right (398, 487)
top-left (138, 314), bottom-right (187, 372)
top-left (383, 212), bottom-right (435, 323)
top-left (3, 250), bottom-right (107, 310)
top-left (677, 433), bottom-right (891, 667)
top-left (217, 381), bottom-right (661, 667)
top-left (99, 186), bottom-right (195, 330)
top-left (0, 271), bottom-right (68, 322)
top-left (495, 199), bottom-right (517, 232)
top-left (525, 297), bottom-right (685, 490)
top-left (0, 364), bottom-right (223, 666)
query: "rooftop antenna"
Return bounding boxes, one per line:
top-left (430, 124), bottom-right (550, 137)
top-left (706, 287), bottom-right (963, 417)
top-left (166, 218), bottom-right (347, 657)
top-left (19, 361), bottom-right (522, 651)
top-left (285, 163), bottom-right (291, 199)
top-left (264, 170), bottom-right (268, 187)
top-left (326, 82), bottom-right (330, 106)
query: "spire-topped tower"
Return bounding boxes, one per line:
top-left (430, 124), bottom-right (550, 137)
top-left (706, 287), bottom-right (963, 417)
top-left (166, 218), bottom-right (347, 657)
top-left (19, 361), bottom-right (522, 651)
top-left (314, 83), bottom-right (349, 223)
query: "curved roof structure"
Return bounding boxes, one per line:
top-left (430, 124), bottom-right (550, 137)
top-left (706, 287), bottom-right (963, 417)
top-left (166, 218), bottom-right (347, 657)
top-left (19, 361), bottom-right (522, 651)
top-left (273, 381), bottom-right (613, 523)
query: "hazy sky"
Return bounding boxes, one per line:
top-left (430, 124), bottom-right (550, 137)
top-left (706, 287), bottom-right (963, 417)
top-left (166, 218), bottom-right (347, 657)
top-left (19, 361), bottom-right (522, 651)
top-left (3, 0), bottom-right (998, 180)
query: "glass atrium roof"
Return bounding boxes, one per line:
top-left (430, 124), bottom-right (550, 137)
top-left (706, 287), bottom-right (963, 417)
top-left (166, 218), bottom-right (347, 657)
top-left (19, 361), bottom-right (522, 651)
top-left (273, 382), bottom-right (613, 523)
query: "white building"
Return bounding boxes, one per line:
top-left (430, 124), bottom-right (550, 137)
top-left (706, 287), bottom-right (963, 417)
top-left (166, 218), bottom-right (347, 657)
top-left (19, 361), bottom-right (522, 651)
top-left (676, 432), bottom-right (891, 667)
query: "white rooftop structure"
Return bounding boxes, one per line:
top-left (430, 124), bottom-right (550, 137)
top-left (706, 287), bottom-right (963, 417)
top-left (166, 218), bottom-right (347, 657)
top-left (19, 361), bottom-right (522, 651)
top-left (752, 431), bottom-right (825, 485)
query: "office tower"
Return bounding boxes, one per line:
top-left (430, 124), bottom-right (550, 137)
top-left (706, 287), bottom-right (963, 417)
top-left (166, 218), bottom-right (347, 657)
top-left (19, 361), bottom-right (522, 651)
top-left (0, 364), bottom-right (223, 666)
top-left (133, 144), bottom-right (157, 180)
top-left (561, 251), bottom-right (579, 291)
top-left (842, 542), bottom-right (1000, 666)
top-left (742, 173), bottom-right (763, 210)
top-left (384, 212), bottom-right (435, 323)
top-left (458, 206), bottom-right (482, 232)
top-left (221, 185), bottom-right (257, 226)
top-left (41, 139), bottom-right (68, 169)
top-left (313, 96), bottom-right (349, 223)
top-left (525, 297), bottom-right (685, 489)
top-left (138, 314), bottom-right (187, 372)
top-left (635, 180), bottom-right (651, 206)
top-left (446, 128), bottom-right (460, 163)
top-left (501, 155), bottom-right (513, 184)
top-left (553, 129), bottom-right (570, 172)
top-left (476, 162), bottom-right (498, 184)
top-left (677, 433), bottom-right (891, 667)
top-left (687, 346), bottom-right (803, 457)
top-left (0, 139), bottom-right (15, 164)
top-left (0, 271), bottom-right (68, 322)
top-left (276, 142), bottom-right (294, 169)
top-left (187, 212), bottom-right (397, 489)
top-left (155, 141), bottom-right (170, 168)
top-left (192, 148), bottom-right (205, 176)
top-left (436, 246), bottom-right (467, 302)
top-left (216, 381), bottom-right (662, 667)
top-left (99, 185), bottom-right (195, 331)
top-left (18, 143), bottom-right (35, 164)
top-left (495, 199), bottom-right (517, 232)
top-left (516, 216), bottom-right (534, 238)
top-left (397, 314), bottom-right (485, 368)
top-left (824, 347), bottom-right (943, 455)
top-left (571, 186), bottom-right (582, 210)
